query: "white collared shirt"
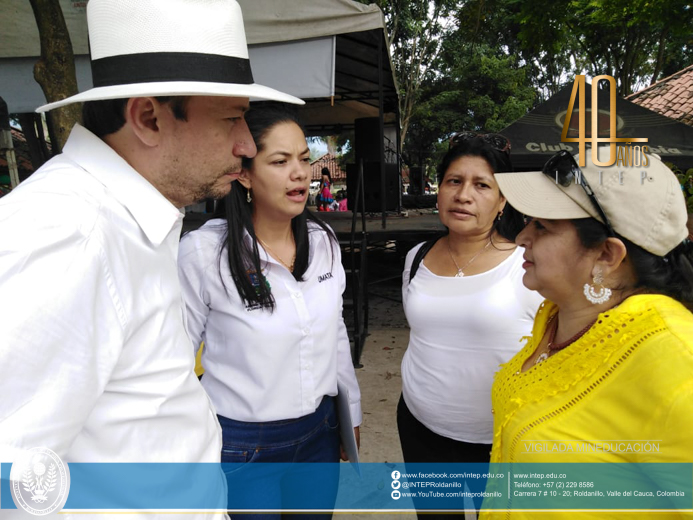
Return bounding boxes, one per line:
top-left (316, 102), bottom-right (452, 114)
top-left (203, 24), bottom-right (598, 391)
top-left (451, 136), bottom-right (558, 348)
top-left (178, 219), bottom-right (362, 426)
top-left (0, 126), bottom-right (222, 470)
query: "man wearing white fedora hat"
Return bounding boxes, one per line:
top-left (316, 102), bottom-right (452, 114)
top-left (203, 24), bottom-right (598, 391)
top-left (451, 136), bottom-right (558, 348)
top-left (0, 0), bottom-right (302, 514)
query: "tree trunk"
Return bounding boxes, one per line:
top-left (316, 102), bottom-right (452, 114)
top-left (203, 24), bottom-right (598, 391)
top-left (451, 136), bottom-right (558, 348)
top-left (29, 0), bottom-right (81, 153)
top-left (650, 27), bottom-right (669, 86)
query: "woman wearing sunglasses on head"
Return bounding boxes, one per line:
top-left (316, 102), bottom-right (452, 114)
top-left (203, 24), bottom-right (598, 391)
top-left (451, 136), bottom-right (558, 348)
top-left (397, 133), bottom-right (543, 516)
top-left (178, 105), bottom-right (361, 518)
top-left (480, 146), bottom-right (693, 519)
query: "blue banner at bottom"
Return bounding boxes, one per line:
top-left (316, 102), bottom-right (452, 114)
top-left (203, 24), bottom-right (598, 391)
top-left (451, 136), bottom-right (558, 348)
top-left (1, 462), bottom-right (691, 513)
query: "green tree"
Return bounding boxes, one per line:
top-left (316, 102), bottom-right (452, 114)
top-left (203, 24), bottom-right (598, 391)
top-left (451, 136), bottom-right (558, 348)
top-left (359, 0), bottom-right (461, 145)
top-left (405, 42), bottom-right (536, 169)
top-left (487, 0), bottom-right (693, 95)
top-left (341, 0), bottom-right (692, 170)
top-left (330, 132), bottom-right (356, 171)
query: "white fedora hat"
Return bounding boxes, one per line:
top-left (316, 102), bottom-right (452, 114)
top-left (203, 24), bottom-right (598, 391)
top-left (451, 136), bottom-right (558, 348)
top-left (36, 0), bottom-right (303, 112)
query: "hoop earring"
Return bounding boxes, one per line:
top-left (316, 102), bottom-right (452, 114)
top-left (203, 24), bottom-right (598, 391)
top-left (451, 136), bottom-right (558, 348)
top-left (246, 190), bottom-right (252, 203)
top-left (584, 269), bottom-right (612, 305)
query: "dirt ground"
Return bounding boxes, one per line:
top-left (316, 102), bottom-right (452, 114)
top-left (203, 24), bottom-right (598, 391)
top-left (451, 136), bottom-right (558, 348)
top-left (339, 270), bottom-right (416, 519)
top-left (339, 258), bottom-right (475, 519)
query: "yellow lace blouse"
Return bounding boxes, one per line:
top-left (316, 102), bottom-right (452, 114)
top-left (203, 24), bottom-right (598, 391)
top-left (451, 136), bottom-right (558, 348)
top-left (488, 294), bottom-right (693, 466)
top-left (480, 295), bottom-right (693, 519)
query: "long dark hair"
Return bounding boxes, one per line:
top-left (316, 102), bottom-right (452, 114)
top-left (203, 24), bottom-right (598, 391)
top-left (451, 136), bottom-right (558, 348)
top-left (437, 136), bottom-right (524, 242)
top-left (573, 218), bottom-right (693, 308)
top-left (218, 103), bottom-right (337, 312)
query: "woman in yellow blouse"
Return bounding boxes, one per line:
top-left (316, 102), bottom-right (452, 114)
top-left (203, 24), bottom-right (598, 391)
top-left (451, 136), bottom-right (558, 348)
top-left (480, 146), bottom-right (693, 519)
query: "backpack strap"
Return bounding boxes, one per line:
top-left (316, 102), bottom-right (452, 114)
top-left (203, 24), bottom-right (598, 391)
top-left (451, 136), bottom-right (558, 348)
top-left (408, 236), bottom-right (441, 284)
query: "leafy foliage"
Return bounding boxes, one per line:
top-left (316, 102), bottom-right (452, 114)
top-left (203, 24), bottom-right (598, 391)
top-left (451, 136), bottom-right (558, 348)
top-left (672, 165), bottom-right (693, 214)
top-left (405, 43), bottom-right (536, 172)
top-left (358, 0), bottom-right (460, 145)
top-left (321, 1), bottom-right (693, 175)
top-left (484, 0), bottom-right (693, 96)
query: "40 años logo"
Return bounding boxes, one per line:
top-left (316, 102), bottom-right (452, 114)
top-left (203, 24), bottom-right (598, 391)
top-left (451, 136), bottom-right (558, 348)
top-left (10, 447), bottom-right (70, 516)
top-left (561, 75), bottom-right (648, 167)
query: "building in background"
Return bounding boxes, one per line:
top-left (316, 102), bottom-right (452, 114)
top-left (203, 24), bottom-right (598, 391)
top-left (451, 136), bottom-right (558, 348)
top-left (311, 153), bottom-right (347, 184)
top-left (627, 64), bottom-right (693, 127)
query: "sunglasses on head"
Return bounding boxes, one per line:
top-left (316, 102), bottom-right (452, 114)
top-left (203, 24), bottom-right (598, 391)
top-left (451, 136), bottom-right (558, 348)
top-left (541, 150), bottom-right (615, 236)
top-left (448, 131), bottom-right (511, 153)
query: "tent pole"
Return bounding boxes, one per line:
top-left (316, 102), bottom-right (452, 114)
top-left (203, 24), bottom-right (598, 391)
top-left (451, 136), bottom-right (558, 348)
top-left (396, 102), bottom-right (402, 210)
top-left (378, 33), bottom-right (386, 229)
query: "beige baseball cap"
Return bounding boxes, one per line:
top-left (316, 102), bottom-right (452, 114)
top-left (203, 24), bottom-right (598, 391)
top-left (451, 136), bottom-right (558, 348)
top-left (495, 145), bottom-right (689, 256)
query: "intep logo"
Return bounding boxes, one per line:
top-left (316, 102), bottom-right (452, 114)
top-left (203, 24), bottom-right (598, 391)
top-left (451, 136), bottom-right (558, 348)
top-left (561, 75), bottom-right (648, 167)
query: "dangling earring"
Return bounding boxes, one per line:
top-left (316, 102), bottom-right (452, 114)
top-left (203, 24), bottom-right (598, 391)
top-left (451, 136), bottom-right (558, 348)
top-left (246, 190), bottom-right (252, 203)
top-left (584, 269), bottom-right (612, 305)
top-left (497, 210), bottom-right (504, 221)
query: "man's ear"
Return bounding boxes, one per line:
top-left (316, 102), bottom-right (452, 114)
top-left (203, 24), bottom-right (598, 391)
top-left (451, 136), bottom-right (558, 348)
top-left (124, 97), bottom-right (167, 147)
top-left (237, 168), bottom-right (252, 190)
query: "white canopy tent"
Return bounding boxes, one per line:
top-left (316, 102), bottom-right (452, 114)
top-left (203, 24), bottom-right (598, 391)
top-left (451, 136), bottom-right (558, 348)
top-left (0, 0), bottom-right (399, 133)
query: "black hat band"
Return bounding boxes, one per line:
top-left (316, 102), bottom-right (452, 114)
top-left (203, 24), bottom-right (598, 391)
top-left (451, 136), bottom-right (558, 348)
top-left (91, 52), bottom-right (254, 87)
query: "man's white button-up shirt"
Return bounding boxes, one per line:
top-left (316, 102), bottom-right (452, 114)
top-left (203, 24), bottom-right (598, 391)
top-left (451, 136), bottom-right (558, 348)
top-left (0, 125), bottom-right (222, 468)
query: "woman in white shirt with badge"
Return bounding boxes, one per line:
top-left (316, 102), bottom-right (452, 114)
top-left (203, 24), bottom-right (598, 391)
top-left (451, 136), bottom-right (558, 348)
top-left (178, 105), bottom-right (361, 518)
top-left (398, 133), bottom-right (542, 516)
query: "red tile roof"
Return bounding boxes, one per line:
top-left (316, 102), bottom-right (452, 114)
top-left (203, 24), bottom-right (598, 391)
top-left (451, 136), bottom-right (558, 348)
top-left (627, 65), bottom-right (693, 127)
top-left (310, 153), bottom-right (347, 181)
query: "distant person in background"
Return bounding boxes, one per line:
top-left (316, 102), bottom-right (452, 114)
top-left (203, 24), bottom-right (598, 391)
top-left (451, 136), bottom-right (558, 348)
top-left (338, 190), bottom-right (348, 212)
top-left (398, 133), bottom-right (542, 517)
top-left (318, 167), bottom-right (333, 211)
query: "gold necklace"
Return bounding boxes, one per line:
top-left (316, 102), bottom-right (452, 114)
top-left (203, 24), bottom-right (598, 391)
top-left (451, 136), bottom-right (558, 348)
top-left (534, 314), bottom-right (597, 365)
top-left (257, 236), bottom-right (296, 272)
top-left (447, 238), bottom-right (492, 277)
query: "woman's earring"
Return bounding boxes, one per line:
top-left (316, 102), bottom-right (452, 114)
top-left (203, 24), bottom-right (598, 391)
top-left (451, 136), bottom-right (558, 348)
top-left (247, 190), bottom-right (252, 203)
top-left (584, 269), bottom-right (612, 305)
top-left (497, 210), bottom-right (504, 221)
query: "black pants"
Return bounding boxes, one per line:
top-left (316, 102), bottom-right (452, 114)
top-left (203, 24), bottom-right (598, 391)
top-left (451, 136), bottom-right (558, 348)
top-left (397, 394), bottom-right (492, 518)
